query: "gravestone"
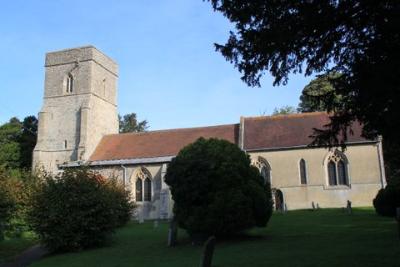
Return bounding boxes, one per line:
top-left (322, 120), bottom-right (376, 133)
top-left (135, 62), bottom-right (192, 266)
top-left (167, 219), bottom-right (178, 247)
top-left (160, 190), bottom-right (170, 219)
top-left (346, 200), bottom-right (352, 215)
top-left (138, 207), bottom-right (145, 224)
top-left (200, 236), bottom-right (216, 267)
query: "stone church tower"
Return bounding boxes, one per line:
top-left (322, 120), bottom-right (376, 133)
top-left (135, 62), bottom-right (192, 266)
top-left (33, 46), bottom-right (119, 173)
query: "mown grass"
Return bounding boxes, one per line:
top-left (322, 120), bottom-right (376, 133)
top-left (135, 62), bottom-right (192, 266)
top-left (30, 208), bottom-right (399, 267)
top-left (0, 231), bottom-right (37, 264)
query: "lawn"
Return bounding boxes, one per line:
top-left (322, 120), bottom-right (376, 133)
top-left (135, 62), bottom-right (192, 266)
top-left (30, 208), bottom-right (399, 267)
top-left (0, 232), bottom-right (37, 264)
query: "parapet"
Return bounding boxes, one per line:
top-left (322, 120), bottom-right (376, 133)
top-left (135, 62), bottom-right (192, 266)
top-left (45, 46), bottom-right (118, 76)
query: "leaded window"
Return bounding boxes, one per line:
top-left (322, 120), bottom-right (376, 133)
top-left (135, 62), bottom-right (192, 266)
top-left (326, 151), bottom-right (349, 186)
top-left (328, 161), bottom-right (337, 186)
top-left (337, 160), bottom-right (347, 185)
top-left (299, 159), bottom-right (307, 184)
top-left (261, 165), bottom-right (271, 184)
top-left (144, 177), bottom-right (152, 201)
top-left (136, 179), bottom-right (143, 202)
top-left (253, 157), bottom-right (272, 185)
top-left (134, 167), bottom-right (152, 202)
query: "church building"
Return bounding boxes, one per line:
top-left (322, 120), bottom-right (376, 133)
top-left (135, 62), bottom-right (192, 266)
top-left (33, 46), bottom-right (386, 219)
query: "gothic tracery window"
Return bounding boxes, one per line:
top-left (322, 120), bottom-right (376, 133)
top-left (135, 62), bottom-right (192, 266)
top-left (326, 151), bottom-right (349, 186)
top-left (134, 167), bottom-right (152, 202)
top-left (253, 157), bottom-right (272, 185)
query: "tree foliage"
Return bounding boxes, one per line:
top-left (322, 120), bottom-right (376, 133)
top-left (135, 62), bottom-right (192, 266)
top-left (165, 138), bottom-right (273, 238)
top-left (119, 113), bottom-right (148, 133)
top-left (0, 116), bottom-right (37, 170)
top-left (0, 118), bottom-right (22, 169)
top-left (0, 167), bottom-right (39, 240)
top-left (19, 116), bottom-right (38, 169)
top-left (207, 0), bottom-right (400, 147)
top-left (373, 176), bottom-right (400, 217)
top-left (298, 73), bottom-right (342, 113)
top-left (0, 175), bottom-right (16, 240)
top-left (272, 106), bottom-right (297, 116)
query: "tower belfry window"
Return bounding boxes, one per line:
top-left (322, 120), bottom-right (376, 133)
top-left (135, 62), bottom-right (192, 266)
top-left (66, 74), bottom-right (73, 93)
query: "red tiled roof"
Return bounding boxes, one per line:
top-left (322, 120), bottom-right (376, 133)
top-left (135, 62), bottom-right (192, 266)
top-left (243, 112), bottom-right (368, 150)
top-left (89, 124), bottom-right (239, 161)
top-left (89, 112), bottom-right (372, 162)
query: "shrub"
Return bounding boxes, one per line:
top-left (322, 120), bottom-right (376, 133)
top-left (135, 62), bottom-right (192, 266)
top-left (373, 177), bottom-right (400, 217)
top-left (105, 178), bottom-right (135, 227)
top-left (165, 138), bottom-right (273, 238)
top-left (28, 168), bottom-right (135, 252)
top-left (0, 179), bottom-right (16, 241)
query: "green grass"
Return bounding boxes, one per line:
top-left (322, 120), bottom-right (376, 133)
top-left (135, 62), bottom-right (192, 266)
top-left (31, 208), bottom-right (400, 267)
top-left (0, 231), bottom-right (37, 264)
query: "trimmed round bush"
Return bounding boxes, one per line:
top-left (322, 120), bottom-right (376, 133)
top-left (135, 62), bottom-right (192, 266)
top-left (165, 138), bottom-right (273, 238)
top-left (28, 168), bottom-right (134, 252)
top-left (373, 180), bottom-right (400, 217)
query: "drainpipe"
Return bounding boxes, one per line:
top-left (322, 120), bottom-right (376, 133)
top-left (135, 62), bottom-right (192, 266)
top-left (239, 116), bottom-right (245, 151)
top-left (121, 165), bottom-right (127, 188)
top-left (377, 136), bottom-right (387, 189)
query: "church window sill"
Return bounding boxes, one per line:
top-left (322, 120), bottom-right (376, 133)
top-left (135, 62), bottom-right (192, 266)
top-left (323, 185), bottom-right (351, 190)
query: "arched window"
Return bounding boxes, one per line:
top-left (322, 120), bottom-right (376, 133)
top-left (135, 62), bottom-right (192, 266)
top-left (133, 167), bottom-right (152, 202)
top-left (253, 157), bottom-right (271, 185)
top-left (326, 150), bottom-right (349, 186)
top-left (260, 166), bottom-right (271, 184)
top-left (337, 160), bottom-right (347, 185)
top-left (144, 177), bottom-right (152, 201)
top-left (328, 161), bottom-right (337, 186)
top-left (136, 179), bottom-right (143, 202)
top-left (66, 74), bottom-right (73, 93)
top-left (299, 159), bottom-right (307, 184)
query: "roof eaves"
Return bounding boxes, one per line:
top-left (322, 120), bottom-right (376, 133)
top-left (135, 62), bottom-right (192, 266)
top-left (244, 140), bottom-right (377, 153)
top-left (60, 155), bottom-right (175, 168)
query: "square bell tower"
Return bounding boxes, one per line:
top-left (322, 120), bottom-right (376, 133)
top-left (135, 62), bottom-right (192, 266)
top-left (33, 46), bottom-right (119, 174)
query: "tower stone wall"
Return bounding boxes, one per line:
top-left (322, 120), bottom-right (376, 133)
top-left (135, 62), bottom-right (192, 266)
top-left (33, 46), bottom-right (119, 174)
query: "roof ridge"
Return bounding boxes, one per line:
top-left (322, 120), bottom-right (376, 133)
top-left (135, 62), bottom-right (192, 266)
top-left (243, 111), bottom-right (328, 121)
top-left (105, 123), bottom-right (240, 137)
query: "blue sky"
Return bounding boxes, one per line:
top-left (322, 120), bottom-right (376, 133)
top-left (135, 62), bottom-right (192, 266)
top-left (0, 0), bottom-right (314, 130)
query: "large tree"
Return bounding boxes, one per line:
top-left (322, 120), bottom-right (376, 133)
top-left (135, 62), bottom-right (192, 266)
top-left (0, 118), bottom-right (22, 169)
top-left (19, 116), bottom-right (38, 169)
top-left (0, 116), bottom-right (38, 170)
top-left (118, 113), bottom-right (148, 133)
top-left (298, 73), bottom-right (342, 113)
top-left (272, 105), bottom-right (297, 116)
top-left (207, 0), bottom-right (400, 146)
